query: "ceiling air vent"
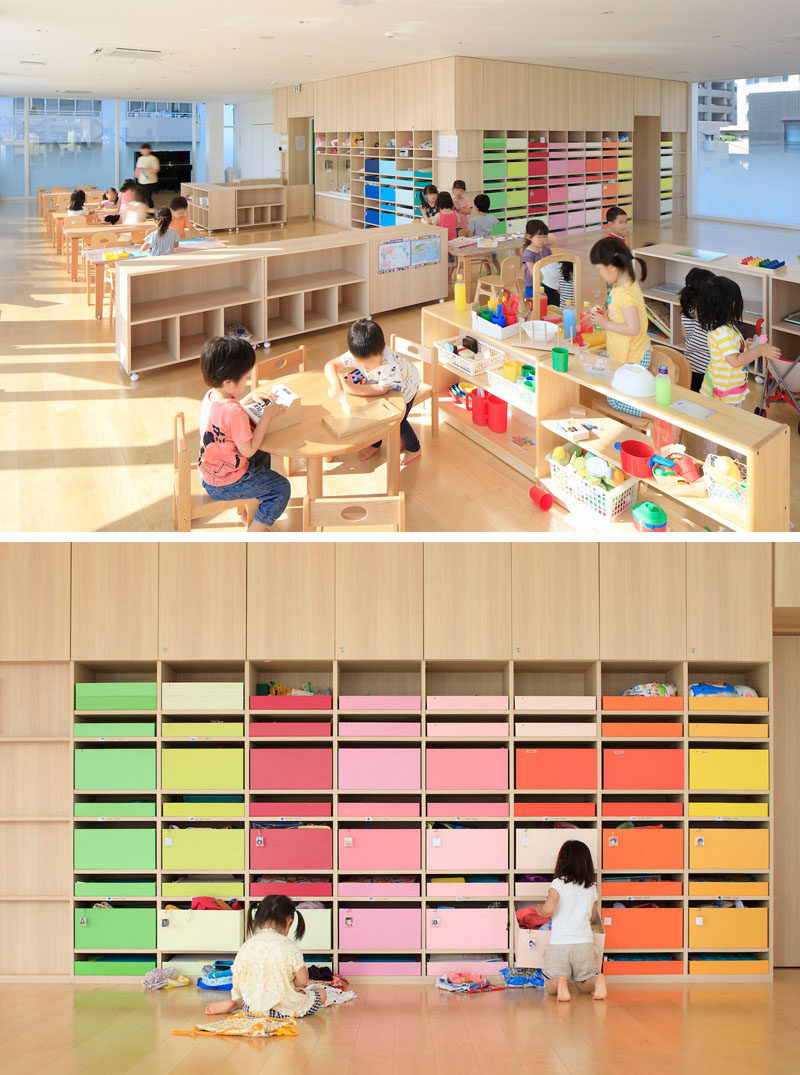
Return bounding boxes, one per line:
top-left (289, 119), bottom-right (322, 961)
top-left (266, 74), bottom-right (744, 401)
top-left (91, 47), bottom-right (163, 61)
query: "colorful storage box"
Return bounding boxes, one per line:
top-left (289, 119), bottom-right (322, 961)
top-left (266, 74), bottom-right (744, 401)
top-left (601, 879), bottom-right (683, 898)
top-left (161, 682), bottom-right (244, 711)
top-left (291, 908), bottom-right (332, 951)
top-left (426, 957), bottom-right (508, 977)
top-left (688, 880), bottom-right (769, 897)
top-left (250, 747), bottom-right (333, 790)
top-left (516, 747), bottom-right (597, 790)
top-left (427, 721), bottom-right (508, 737)
top-left (74, 906), bottom-right (156, 950)
top-left (162, 800), bottom-right (244, 818)
top-left (74, 880), bottom-right (157, 898)
top-left (340, 958), bottom-right (421, 977)
top-left (516, 923), bottom-right (604, 969)
top-left (602, 723), bottom-right (682, 738)
top-left (427, 696), bottom-right (508, 711)
top-left (689, 697), bottom-right (768, 713)
top-left (74, 748), bottom-right (156, 791)
top-left (429, 800), bottom-right (508, 818)
top-left (339, 881), bottom-right (421, 897)
top-left (689, 749), bottom-right (769, 791)
top-left (603, 748), bottom-right (684, 790)
top-left (75, 957), bottom-right (156, 977)
top-left (74, 827), bottom-right (156, 870)
top-left (250, 800), bottom-right (332, 818)
top-left (515, 801), bottom-right (596, 817)
top-left (516, 827), bottom-right (596, 870)
top-left (250, 826), bottom-right (332, 870)
top-left (515, 881), bottom-right (552, 899)
top-left (602, 827), bottom-right (684, 870)
top-left (74, 801), bottom-right (156, 818)
top-left (339, 721), bottom-right (420, 738)
top-left (602, 906), bottom-right (683, 949)
top-left (689, 957), bottom-right (767, 975)
top-left (689, 827), bottom-right (769, 870)
top-left (250, 881), bottom-right (332, 897)
top-left (162, 828), bottom-right (245, 871)
top-left (338, 695), bottom-right (420, 711)
top-left (250, 721), bottom-right (331, 737)
top-left (602, 696), bottom-right (683, 711)
top-left (337, 801), bottom-right (419, 818)
top-left (339, 907), bottom-right (421, 950)
top-left (161, 748), bottom-right (244, 790)
top-left (161, 722), bottom-right (244, 738)
top-left (339, 827), bottom-right (421, 871)
top-left (338, 747), bottom-right (420, 790)
top-left (689, 907), bottom-right (767, 949)
top-left (515, 696), bottom-right (596, 711)
top-left (426, 880), bottom-right (509, 899)
top-left (604, 956), bottom-right (683, 975)
top-left (602, 801), bottom-right (682, 817)
top-left (426, 827), bottom-right (508, 871)
top-left (427, 747), bottom-right (508, 790)
top-left (163, 880), bottom-right (245, 898)
top-left (73, 722), bottom-right (156, 738)
top-left (516, 722), bottom-right (596, 737)
top-left (250, 695), bottom-right (332, 710)
top-left (74, 682), bottom-right (157, 711)
top-left (689, 723), bottom-right (767, 739)
top-left (158, 908), bottom-right (244, 952)
top-left (688, 801), bottom-right (768, 818)
top-left (426, 907), bottom-right (508, 951)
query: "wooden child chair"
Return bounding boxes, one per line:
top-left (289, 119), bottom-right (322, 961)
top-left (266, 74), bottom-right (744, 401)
top-left (531, 252), bottom-right (582, 313)
top-left (250, 345), bottom-right (306, 475)
top-left (173, 412), bottom-right (257, 532)
top-left (651, 344), bottom-right (691, 389)
top-left (303, 493), bottom-right (406, 532)
top-left (390, 334), bottom-right (437, 436)
top-left (473, 254), bottom-right (524, 306)
top-left (87, 230), bottom-right (147, 317)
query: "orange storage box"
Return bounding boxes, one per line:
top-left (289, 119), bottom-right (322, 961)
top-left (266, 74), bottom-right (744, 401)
top-left (516, 747), bottom-right (597, 790)
top-left (689, 827), bottom-right (769, 870)
top-left (688, 696), bottom-right (768, 713)
top-left (602, 879), bottom-right (682, 898)
top-left (602, 827), bottom-right (683, 870)
top-left (604, 956), bottom-right (683, 975)
top-left (602, 906), bottom-right (683, 950)
top-left (688, 880), bottom-right (768, 898)
top-left (602, 800), bottom-right (682, 817)
top-left (689, 906), bottom-right (767, 949)
top-left (602, 722), bottom-right (682, 738)
top-left (515, 801), bottom-right (596, 818)
top-left (689, 957), bottom-right (767, 976)
top-left (602, 696), bottom-right (683, 712)
top-left (603, 747), bottom-right (684, 791)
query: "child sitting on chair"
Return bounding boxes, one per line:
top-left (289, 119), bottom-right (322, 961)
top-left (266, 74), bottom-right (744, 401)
top-left (324, 319), bottom-right (421, 468)
top-left (169, 195), bottom-right (200, 239)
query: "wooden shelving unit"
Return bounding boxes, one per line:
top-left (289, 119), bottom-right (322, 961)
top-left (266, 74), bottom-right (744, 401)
top-left (181, 182), bottom-right (287, 233)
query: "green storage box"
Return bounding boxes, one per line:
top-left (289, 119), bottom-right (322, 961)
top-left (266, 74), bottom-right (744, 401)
top-left (488, 191), bottom-right (507, 210)
top-left (162, 880), bottom-right (245, 898)
top-left (483, 162), bottom-right (506, 181)
top-left (74, 957), bottom-right (156, 977)
top-left (507, 162), bottom-right (528, 180)
top-left (74, 723), bottom-right (156, 738)
top-left (75, 682), bottom-right (157, 711)
top-left (75, 880), bottom-right (157, 898)
top-left (491, 220), bottom-right (507, 236)
top-left (161, 747), bottom-right (244, 790)
top-left (74, 801), bottom-right (156, 818)
top-left (75, 748), bottom-right (156, 791)
top-left (75, 906), bottom-right (156, 950)
top-left (483, 137), bottom-right (506, 151)
top-left (162, 827), bottom-right (245, 872)
top-left (162, 722), bottom-right (244, 738)
top-left (74, 827), bottom-right (156, 870)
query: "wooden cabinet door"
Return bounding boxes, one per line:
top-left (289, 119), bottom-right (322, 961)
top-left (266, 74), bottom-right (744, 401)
top-left (288, 82), bottom-right (315, 119)
top-left (273, 88), bottom-right (289, 135)
top-left (424, 543), bottom-right (511, 659)
top-left (774, 543), bottom-right (800, 607)
top-left (774, 636), bottom-right (800, 966)
top-left (394, 62), bottom-right (432, 129)
top-left (505, 62), bottom-right (530, 130)
top-left (0, 543), bottom-right (70, 660)
top-left (158, 544), bottom-right (246, 660)
top-left (71, 543), bottom-right (158, 660)
top-left (335, 544), bottom-right (423, 660)
top-left (313, 79), bottom-right (337, 131)
top-left (530, 66), bottom-right (551, 130)
top-left (512, 544), bottom-right (599, 659)
top-left (453, 57), bottom-right (484, 129)
top-left (686, 544), bottom-right (771, 661)
top-left (661, 80), bottom-right (688, 132)
top-left (482, 60), bottom-right (506, 129)
top-left (0, 664), bottom-right (70, 738)
top-left (546, 68), bottom-right (571, 130)
top-left (634, 77), bottom-right (661, 117)
top-left (248, 545), bottom-right (334, 660)
top-left (600, 544), bottom-right (686, 660)
top-left (363, 68), bottom-right (395, 131)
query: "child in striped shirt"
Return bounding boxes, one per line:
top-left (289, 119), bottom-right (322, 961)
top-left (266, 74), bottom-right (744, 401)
top-left (679, 267), bottom-right (715, 393)
top-left (141, 207), bottom-right (180, 257)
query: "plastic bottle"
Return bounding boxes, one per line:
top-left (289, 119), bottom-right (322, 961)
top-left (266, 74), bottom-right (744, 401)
top-left (539, 288), bottom-right (548, 319)
top-left (454, 273), bottom-right (466, 312)
top-left (562, 301), bottom-right (577, 341)
top-left (579, 301), bottom-right (593, 335)
top-left (654, 364), bottom-right (672, 405)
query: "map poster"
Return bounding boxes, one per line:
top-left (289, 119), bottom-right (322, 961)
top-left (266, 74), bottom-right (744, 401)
top-left (378, 238), bottom-right (412, 273)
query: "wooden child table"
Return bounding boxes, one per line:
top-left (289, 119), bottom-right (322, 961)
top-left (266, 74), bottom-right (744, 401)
top-left (449, 235), bottom-right (525, 303)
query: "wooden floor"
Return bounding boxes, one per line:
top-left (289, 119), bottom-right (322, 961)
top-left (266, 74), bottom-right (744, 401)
top-left (3, 974), bottom-right (800, 1073)
top-left (1, 200), bottom-right (798, 533)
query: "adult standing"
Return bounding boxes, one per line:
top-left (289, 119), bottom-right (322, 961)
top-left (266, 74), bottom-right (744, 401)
top-left (135, 143), bottom-right (160, 208)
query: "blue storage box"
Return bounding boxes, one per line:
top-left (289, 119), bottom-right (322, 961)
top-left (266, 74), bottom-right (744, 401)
top-left (380, 211), bottom-right (396, 226)
top-left (378, 160), bottom-right (396, 176)
top-left (365, 158), bottom-right (379, 175)
top-left (396, 186), bottom-right (415, 207)
top-left (379, 187), bottom-right (396, 203)
top-left (365, 209), bottom-right (380, 225)
top-left (365, 184), bottom-right (380, 200)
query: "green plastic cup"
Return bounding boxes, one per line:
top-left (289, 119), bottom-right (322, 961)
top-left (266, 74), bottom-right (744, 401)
top-left (552, 347), bottom-right (569, 373)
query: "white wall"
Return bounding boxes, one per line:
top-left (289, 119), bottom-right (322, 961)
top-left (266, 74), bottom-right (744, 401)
top-left (204, 101), bottom-right (225, 183)
top-left (236, 95), bottom-right (280, 180)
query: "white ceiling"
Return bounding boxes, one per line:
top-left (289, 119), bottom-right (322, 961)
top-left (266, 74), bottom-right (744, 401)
top-left (2, 0), bottom-right (800, 100)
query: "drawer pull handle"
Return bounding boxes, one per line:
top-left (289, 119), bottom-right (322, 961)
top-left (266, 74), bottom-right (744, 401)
top-left (256, 835), bottom-right (264, 847)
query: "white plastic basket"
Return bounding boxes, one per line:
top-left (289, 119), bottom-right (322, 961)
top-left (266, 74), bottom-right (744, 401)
top-left (486, 367), bottom-right (537, 417)
top-left (547, 453), bottom-right (639, 523)
top-left (435, 335), bottom-right (504, 376)
top-left (470, 309), bottom-right (521, 341)
top-left (704, 455), bottom-right (747, 508)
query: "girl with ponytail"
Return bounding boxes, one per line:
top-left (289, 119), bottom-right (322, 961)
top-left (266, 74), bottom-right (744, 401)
top-left (140, 206), bottom-right (179, 257)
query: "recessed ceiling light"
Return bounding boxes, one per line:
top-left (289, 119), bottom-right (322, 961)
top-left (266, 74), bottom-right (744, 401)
top-left (385, 31), bottom-right (395, 38)
top-left (259, 35), bottom-right (275, 40)
top-left (339, 0), bottom-right (375, 6)
top-left (601, 9), bottom-right (614, 14)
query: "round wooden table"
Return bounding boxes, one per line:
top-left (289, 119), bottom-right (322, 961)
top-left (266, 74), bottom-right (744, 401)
top-left (250, 370), bottom-right (407, 501)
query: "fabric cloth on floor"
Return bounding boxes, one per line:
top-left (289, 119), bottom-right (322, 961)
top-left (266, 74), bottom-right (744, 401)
top-left (173, 1013), bottom-right (297, 1038)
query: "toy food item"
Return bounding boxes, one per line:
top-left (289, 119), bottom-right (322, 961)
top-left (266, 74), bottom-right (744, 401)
top-left (552, 445), bottom-right (568, 465)
top-left (610, 468), bottom-right (626, 487)
top-left (712, 456), bottom-right (741, 482)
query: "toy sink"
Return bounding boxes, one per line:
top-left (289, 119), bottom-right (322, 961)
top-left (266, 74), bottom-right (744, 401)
top-left (612, 363), bottom-right (656, 398)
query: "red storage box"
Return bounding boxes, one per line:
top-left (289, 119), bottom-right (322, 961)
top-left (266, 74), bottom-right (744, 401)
top-left (426, 748), bottom-right (508, 791)
top-left (250, 826), bottom-right (332, 870)
top-left (604, 957), bottom-right (683, 975)
top-left (528, 161), bottom-right (547, 177)
top-left (602, 826), bottom-right (684, 870)
top-left (249, 695), bottom-right (332, 710)
top-left (602, 800), bottom-right (683, 817)
top-left (250, 880), bottom-right (333, 897)
top-left (249, 800), bottom-right (332, 818)
top-left (602, 906), bottom-right (683, 950)
top-left (250, 722), bottom-right (331, 737)
top-left (516, 747), bottom-right (597, 790)
top-left (602, 880), bottom-right (683, 898)
top-left (515, 801), bottom-right (596, 817)
top-left (602, 696), bottom-right (683, 712)
top-left (603, 748), bottom-right (684, 791)
top-left (602, 723), bottom-right (682, 738)
top-left (250, 747), bottom-right (332, 790)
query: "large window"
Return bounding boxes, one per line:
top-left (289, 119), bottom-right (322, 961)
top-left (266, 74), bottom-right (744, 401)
top-left (119, 101), bottom-right (193, 189)
top-left (28, 98), bottom-right (116, 193)
top-left (693, 74), bottom-right (800, 227)
top-left (0, 97), bottom-right (25, 196)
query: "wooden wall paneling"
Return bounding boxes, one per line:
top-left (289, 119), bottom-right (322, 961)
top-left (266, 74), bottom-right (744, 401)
top-left (505, 62), bottom-right (530, 130)
top-left (482, 60), bottom-right (506, 129)
top-left (424, 543), bottom-right (511, 659)
top-left (0, 544), bottom-right (70, 661)
top-left (363, 67), bottom-right (396, 131)
top-left (633, 114), bottom-right (662, 220)
top-left (774, 635), bottom-right (800, 966)
top-left (546, 67), bottom-right (571, 130)
top-left (313, 78), bottom-right (338, 131)
top-left (634, 76), bottom-right (661, 117)
top-left (335, 544), bottom-right (424, 660)
top-left (0, 663), bottom-right (70, 738)
top-left (0, 743), bottom-right (71, 817)
top-left (0, 822), bottom-right (71, 897)
top-left (337, 74), bottom-right (363, 131)
top-left (599, 544), bottom-right (686, 660)
top-left (529, 65), bottom-right (551, 129)
top-left (273, 87), bottom-right (289, 135)
top-left (0, 903), bottom-right (71, 976)
top-left (774, 543), bottom-right (800, 607)
top-left (394, 62), bottom-right (432, 129)
top-left (247, 545), bottom-right (334, 660)
top-left (158, 544), bottom-right (246, 660)
top-left (430, 57), bottom-right (456, 129)
top-left (662, 80), bottom-right (688, 132)
top-left (453, 57), bottom-right (485, 129)
top-left (288, 81), bottom-right (315, 119)
top-left (512, 543), bottom-right (599, 659)
top-left (686, 544), bottom-right (772, 661)
top-left (612, 74), bottom-right (634, 130)
top-left (71, 543), bottom-right (158, 660)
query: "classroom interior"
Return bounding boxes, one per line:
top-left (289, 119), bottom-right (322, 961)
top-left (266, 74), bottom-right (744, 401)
top-left (2, 539), bottom-right (800, 1074)
top-left (3, 6), bottom-right (800, 534)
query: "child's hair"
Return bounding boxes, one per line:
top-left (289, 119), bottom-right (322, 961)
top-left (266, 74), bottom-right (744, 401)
top-left (679, 267), bottom-right (715, 319)
top-left (105, 187), bottom-right (118, 200)
top-left (560, 261), bottom-right (574, 283)
top-left (435, 191), bottom-right (454, 212)
top-left (69, 189), bottom-right (86, 211)
top-left (348, 318), bottom-right (385, 358)
top-left (170, 195), bottom-right (188, 211)
top-left (247, 894), bottom-right (304, 939)
top-left (140, 142), bottom-right (151, 151)
top-left (473, 193), bottom-right (490, 214)
top-left (419, 183), bottom-right (438, 208)
top-left (606, 206), bottom-right (627, 224)
top-left (554, 840), bottom-right (596, 888)
top-left (696, 274), bottom-right (744, 333)
top-left (200, 335), bottom-right (256, 387)
top-left (452, 180), bottom-right (467, 193)
top-left (154, 206), bottom-right (172, 236)
top-left (128, 186), bottom-right (147, 204)
top-left (589, 236), bottom-right (647, 283)
top-left (120, 178), bottom-right (136, 193)
top-left (523, 218), bottom-right (549, 248)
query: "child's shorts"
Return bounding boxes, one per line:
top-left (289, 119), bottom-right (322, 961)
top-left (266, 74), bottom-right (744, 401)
top-left (542, 942), bottom-right (597, 982)
top-left (524, 285), bottom-right (533, 300)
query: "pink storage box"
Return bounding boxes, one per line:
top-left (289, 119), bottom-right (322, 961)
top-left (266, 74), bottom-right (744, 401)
top-left (547, 212), bottom-right (567, 230)
top-left (250, 800), bottom-right (332, 818)
top-left (427, 800), bottom-right (508, 818)
top-left (339, 721), bottom-right (421, 738)
top-left (250, 722), bottom-right (331, 737)
top-left (339, 695), bottom-right (421, 711)
top-left (250, 881), bottom-right (333, 897)
top-left (426, 747), bottom-right (508, 790)
top-left (426, 721), bottom-right (508, 737)
top-left (568, 211), bottom-right (585, 227)
top-left (515, 922), bottom-right (604, 970)
top-left (426, 881), bottom-right (509, 899)
top-left (339, 907), bottom-right (421, 950)
top-left (250, 826), bottom-right (332, 870)
top-left (549, 160), bottom-right (567, 176)
top-left (338, 747), bottom-right (420, 790)
top-left (338, 827), bottom-right (421, 871)
top-left (338, 881), bottom-right (420, 897)
top-left (515, 881), bottom-right (552, 899)
top-left (426, 696), bottom-right (507, 711)
top-left (426, 827), bottom-right (508, 871)
top-left (567, 159), bottom-right (584, 175)
top-left (250, 696), bottom-right (332, 710)
top-left (515, 696), bottom-right (596, 711)
top-left (426, 958), bottom-right (508, 978)
top-left (250, 747), bottom-right (332, 790)
top-left (426, 907), bottom-right (508, 951)
top-left (548, 188), bottom-right (568, 205)
top-left (515, 827), bottom-right (597, 871)
top-left (337, 800), bottom-right (420, 818)
top-left (339, 959), bottom-right (420, 977)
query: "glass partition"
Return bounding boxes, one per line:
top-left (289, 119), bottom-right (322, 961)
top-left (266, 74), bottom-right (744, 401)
top-left (0, 97), bottom-right (25, 196)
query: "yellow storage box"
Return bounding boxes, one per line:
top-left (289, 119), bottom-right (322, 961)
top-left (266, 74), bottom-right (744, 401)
top-left (291, 908), bottom-right (332, 951)
top-left (162, 801), bottom-right (245, 819)
top-left (689, 697), bottom-right (768, 713)
top-left (689, 958), bottom-right (767, 975)
top-left (162, 722), bottom-right (244, 738)
top-left (161, 827), bottom-right (245, 872)
top-left (157, 908), bottom-right (244, 952)
top-left (161, 748), bottom-right (244, 791)
top-left (688, 724), bottom-right (767, 739)
top-left (688, 880), bottom-right (769, 898)
top-left (689, 748), bottom-right (769, 791)
top-left (688, 801), bottom-right (768, 818)
top-left (161, 880), bottom-right (245, 899)
top-left (689, 906), bottom-right (767, 949)
top-left (689, 828), bottom-right (769, 870)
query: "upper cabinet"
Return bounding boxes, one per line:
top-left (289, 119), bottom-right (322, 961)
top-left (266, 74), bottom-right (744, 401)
top-left (505, 62), bottom-right (530, 130)
top-left (424, 543), bottom-right (511, 659)
top-left (273, 87), bottom-right (289, 135)
top-left (599, 544), bottom-right (686, 661)
top-left (661, 80), bottom-right (688, 132)
top-left (248, 545), bottom-right (334, 660)
top-left (634, 77), bottom-right (661, 117)
top-left (159, 544), bottom-right (246, 660)
top-left (335, 544), bottom-right (423, 660)
top-left (608, 74), bottom-right (634, 130)
top-left (529, 66), bottom-right (551, 130)
top-left (774, 543), bottom-right (800, 608)
top-left (431, 57), bottom-right (456, 129)
top-left (453, 57), bottom-right (485, 129)
top-left (686, 544), bottom-right (771, 661)
top-left (0, 543), bottom-right (70, 661)
top-left (362, 67), bottom-right (396, 131)
top-left (546, 67), bottom-right (571, 130)
top-left (313, 78), bottom-right (338, 131)
top-left (512, 544), bottom-right (599, 659)
top-left (71, 543), bottom-right (158, 660)
top-left (394, 62), bottom-right (432, 129)
top-left (288, 82), bottom-right (315, 119)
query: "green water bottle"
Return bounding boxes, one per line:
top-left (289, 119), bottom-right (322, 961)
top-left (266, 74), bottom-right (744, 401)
top-left (654, 364), bottom-right (672, 405)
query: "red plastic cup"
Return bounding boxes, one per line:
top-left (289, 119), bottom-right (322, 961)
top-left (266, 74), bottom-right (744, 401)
top-left (529, 484), bottom-right (554, 511)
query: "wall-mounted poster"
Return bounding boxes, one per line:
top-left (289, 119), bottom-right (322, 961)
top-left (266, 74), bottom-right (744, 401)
top-left (410, 235), bottom-right (440, 267)
top-left (378, 238), bottom-right (412, 273)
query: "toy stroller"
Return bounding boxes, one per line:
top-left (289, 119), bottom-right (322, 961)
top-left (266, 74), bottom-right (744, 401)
top-left (753, 317), bottom-right (800, 435)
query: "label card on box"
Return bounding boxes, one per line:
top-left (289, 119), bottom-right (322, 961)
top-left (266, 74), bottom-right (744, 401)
top-left (695, 915), bottom-right (704, 926)
top-left (164, 836), bottom-right (173, 846)
top-left (432, 836), bottom-right (441, 847)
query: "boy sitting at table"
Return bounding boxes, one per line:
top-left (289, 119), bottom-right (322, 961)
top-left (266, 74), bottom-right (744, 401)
top-left (324, 319), bottom-right (421, 468)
